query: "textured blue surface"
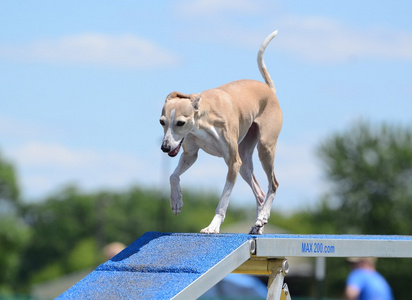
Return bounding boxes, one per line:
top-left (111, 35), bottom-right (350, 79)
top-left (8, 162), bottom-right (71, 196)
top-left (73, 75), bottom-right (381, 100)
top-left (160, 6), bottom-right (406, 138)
top-left (57, 232), bottom-right (252, 300)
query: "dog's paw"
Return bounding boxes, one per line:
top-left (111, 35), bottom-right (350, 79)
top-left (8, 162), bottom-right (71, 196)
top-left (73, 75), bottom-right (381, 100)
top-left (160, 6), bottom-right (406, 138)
top-left (200, 226), bottom-right (220, 234)
top-left (249, 225), bottom-right (264, 235)
top-left (170, 199), bottom-right (183, 215)
top-left (171, 203), bottom-right (183, 215)
top-left (170, 184), bottom-right (183, 215)
top-left (200, 215), bottom-right (222, 234)
top-left (249, 219), bottom-right (265, 235)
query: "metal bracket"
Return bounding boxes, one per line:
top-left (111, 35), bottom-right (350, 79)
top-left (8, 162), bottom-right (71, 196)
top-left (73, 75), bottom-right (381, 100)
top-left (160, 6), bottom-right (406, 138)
top-left (250, 239), bottom-right (257, 255)
top-left (281, 283), bottom-right (292, 300)
top-left (233, 257), bottom-right (291, 300)
top-left (266, 259), bottom-right (290, 300)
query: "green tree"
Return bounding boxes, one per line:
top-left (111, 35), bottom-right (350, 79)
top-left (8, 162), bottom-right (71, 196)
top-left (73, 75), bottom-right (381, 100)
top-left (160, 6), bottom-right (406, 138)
top-left (314, 121), bottom-right (412, 299)
top-left (0, 217), bottom-right (30, 293)
top-left (19, 186), bottom-right (99, 286)
top-left (0, 151), bottom-right (30, 293)
top-left (0, 151), bottom-right (20, 213)
top-left (17, 184), bottom-right (247, 290)
top-left (318, 121), bottom-right (412, 235)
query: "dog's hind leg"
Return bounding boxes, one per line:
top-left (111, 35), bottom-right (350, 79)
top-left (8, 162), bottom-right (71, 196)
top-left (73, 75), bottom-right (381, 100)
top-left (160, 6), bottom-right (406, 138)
top-left (249, 137), bottom-right (279, 234)
top-left (239, 123), bottom-right (266, 207)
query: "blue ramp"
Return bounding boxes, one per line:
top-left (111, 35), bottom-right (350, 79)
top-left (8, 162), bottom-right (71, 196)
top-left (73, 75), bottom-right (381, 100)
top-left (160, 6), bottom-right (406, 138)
top-left (58, 232), bottom-right (412, 299)
top-left (58, 232), bottom-right (253, 300)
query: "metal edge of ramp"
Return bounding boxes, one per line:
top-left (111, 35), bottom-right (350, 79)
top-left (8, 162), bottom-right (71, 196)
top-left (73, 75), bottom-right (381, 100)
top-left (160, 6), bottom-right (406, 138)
top-left (172, 238), bottom-right (253, 299)
top-left (254, 234), bottom-right (412, 258)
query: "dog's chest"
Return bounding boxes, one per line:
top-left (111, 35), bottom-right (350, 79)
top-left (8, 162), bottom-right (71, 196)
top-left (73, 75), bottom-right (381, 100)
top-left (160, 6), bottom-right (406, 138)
top-left (190, 126), bottom-right (227, 158)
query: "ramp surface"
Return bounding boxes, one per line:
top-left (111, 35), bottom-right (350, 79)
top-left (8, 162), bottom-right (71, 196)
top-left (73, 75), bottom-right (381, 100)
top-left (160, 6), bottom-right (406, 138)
top-left (58, 232), bottom-right (252, 300)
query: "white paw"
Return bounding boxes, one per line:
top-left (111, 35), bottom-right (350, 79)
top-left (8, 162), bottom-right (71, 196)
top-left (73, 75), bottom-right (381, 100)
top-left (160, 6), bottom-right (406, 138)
top-left (200, 226), bottom-right (220, 234)
top-left (200, 215), bottom-right (222, 234)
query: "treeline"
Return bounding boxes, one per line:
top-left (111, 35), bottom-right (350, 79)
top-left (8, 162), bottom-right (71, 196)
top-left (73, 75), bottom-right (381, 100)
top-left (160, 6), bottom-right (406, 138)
top-left (0, 183), bottom-right (248, 293)
top-left (1, 120), bottom-right (412, 299)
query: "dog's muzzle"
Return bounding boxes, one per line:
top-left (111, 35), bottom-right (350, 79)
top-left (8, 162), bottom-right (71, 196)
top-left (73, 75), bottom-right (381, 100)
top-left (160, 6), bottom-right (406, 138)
top-left (161, 138), bottom-right (184, 157)
top-left (161, 144), bottom-right (171, 153)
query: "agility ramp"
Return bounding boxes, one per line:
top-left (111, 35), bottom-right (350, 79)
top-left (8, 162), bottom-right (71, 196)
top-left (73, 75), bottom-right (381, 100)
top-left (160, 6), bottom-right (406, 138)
top-left (58, 232), bottom-right (412, 300)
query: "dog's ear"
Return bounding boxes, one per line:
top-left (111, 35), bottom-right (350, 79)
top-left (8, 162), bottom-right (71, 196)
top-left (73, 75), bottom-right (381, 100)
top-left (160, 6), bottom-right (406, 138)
top-left (189, 94), bottom-right (201, 111)
top-left (166, 91), bottom-right (201, 110)
top-left (165, 91), bottom-right (192, 102)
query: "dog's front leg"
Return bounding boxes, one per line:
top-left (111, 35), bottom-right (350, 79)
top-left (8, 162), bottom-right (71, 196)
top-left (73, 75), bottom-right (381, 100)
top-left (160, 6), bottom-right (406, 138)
top-left (170, 150), bottom-right (198, 215)
top-left (201, 155), bottom-right (241, 234)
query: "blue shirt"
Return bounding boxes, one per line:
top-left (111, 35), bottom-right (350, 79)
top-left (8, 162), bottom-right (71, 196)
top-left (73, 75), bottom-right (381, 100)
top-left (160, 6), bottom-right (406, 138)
top-left (347, 269), bottom-right (394, 300)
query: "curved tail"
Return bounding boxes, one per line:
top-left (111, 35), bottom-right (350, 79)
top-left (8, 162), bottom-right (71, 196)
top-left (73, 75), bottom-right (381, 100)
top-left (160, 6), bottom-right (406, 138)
top-left (257, 30), bottom-right (278, 93)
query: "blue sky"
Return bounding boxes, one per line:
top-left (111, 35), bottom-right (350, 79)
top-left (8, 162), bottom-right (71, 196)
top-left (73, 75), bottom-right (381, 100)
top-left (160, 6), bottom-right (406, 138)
top-left (1, 1), bottom-right (411, 213)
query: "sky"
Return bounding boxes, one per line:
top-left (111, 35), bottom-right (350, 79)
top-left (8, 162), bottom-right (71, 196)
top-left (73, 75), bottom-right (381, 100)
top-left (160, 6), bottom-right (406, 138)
top-left (0, 1), bottom-right (411, 214)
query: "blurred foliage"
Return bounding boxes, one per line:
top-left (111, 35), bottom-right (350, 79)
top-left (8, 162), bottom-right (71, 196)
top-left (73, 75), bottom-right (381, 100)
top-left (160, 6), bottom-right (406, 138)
top-left (1, 120), bottom-right (412, 299)
top-left (14, 185), bottom-right (247, 291)
top-left (317, 121), bottom-right (412, 300)
top-left (0, 151), bottom-right (20, 209)
top-left (270, 121), bottom-right (412, 299)
top-left (0, 216), bottom-right (31, 293)
top-left (318, 121), bottom-right (412, 235)
top-left (309, 121), bottom-right (412, 299)
top-left (0, 152), bottom-right (30, 294)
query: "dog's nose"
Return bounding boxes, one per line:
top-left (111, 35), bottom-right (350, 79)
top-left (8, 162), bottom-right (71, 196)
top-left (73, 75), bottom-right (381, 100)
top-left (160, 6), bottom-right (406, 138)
top-left (161, 144), bottom-right (170, 153)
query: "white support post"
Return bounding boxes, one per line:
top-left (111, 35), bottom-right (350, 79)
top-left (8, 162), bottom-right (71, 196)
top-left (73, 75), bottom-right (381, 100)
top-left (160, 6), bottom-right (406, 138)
top-left (233, 257), bottom-right (292, 299)
top-left (266, 259), bottom-right (290, 300)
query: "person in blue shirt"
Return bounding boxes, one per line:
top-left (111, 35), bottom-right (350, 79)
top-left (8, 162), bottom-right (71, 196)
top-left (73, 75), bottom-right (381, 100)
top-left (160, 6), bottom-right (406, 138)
top-left (345, 257), bottom-right (394, 300)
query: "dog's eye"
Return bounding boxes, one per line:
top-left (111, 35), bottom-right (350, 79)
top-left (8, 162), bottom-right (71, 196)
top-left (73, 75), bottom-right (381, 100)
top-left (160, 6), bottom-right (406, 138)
top-left (176, 121), bottom-right (185, 127)
top-left (159, 119), bottom-right (165, 126)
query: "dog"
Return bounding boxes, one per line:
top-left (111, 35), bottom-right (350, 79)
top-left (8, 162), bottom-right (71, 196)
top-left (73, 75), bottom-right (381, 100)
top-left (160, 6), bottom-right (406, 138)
top-left (160, 30), bottom-right (282, 234)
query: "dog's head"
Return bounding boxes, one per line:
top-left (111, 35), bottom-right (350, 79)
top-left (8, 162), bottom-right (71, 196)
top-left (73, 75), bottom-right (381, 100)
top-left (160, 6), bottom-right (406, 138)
top-left (160, 91), bottom-right (201, 157)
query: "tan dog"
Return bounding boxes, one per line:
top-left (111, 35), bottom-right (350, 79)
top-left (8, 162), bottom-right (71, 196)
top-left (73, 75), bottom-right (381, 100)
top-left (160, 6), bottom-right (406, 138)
top-left (160, 30), bottom-right (282, 234)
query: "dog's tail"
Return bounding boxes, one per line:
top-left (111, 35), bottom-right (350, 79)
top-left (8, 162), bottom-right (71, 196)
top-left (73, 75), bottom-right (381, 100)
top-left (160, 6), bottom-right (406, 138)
top-left (257, 30), bottom-right (278, 93)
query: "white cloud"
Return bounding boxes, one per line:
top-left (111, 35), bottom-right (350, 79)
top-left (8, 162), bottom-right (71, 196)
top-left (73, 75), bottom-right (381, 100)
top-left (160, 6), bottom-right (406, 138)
top-left (0, 33), bottom-right (179, 68)
top-left (277, 15), bottom-right (412, 62)
top-left (6, 137), bottom-right (324, 212)
top-left (174, 0), bottom-right (412, 63)
top-left (178, 0), bottom-right (262, 15)
top-left (0, 115), bottom-right (46, 140)
top-left (13, 142), bottom-right (131, 169)
top-left (8, 142), bottom-right (149, 198)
